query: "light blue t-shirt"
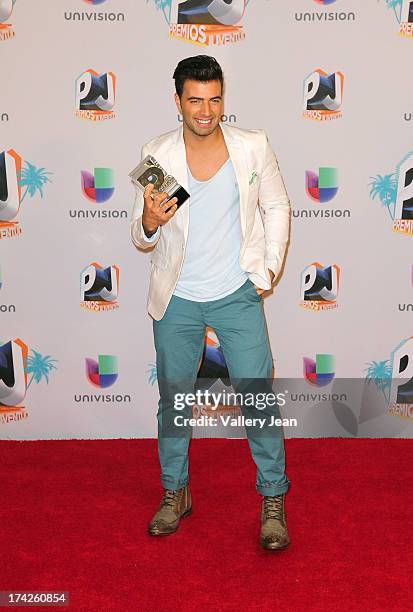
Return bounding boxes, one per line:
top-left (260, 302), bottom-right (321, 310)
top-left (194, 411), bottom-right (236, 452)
top-left (173, 157), bottom-right (248, 301)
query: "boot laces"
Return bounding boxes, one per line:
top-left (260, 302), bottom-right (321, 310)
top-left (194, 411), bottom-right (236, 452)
top-left (263, 495), bottom-right (283, 521)
top-left (161, 489), bottom-right (180, 509)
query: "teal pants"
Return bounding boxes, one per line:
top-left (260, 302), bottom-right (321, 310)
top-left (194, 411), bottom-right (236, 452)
top-left (153, 278), bottom-right (290, 497)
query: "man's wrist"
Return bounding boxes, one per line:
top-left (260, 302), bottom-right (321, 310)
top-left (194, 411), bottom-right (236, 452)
top-left (142, 222), bottom-right (159, 239)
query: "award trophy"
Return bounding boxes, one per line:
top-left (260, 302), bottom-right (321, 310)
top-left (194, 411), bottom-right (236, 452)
top-left (129, 155), bottom-right (190, 208)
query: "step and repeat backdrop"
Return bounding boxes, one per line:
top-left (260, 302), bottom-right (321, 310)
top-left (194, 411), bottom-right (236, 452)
top-left (1, 0), bottom-right (412, 439)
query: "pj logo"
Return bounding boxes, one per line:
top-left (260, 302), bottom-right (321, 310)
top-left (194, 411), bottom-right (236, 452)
top-left (365, 336), bottom-right (413, 419)
top-left (75, 69), bottom-right (116, 122)
top-left (0, 338), bottom-right (57, 424)
top-left (150, 0), bottom-right (249, 46)
top-left (303, 69), bottom-right (344, 121)
top-left (370, 150), bottom-right (413, 237)
top-left (0, 0), bottom-right (16, 42)
top-left (0, 149), bottom-right (52, 240)
top-left (300, 262), bottom-right (340, 311)
top-left (80, 262), bottom-right (120, 311)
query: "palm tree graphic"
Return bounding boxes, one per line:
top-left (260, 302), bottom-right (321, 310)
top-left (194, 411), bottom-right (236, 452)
top-left (365, 360), bottom-right (392, 403)
top-left (26, 350), bottom-right (57, 389)
top-left (147, 363), bottom-right (157, 386)
top-left (18, 161), bottom-right (52, 204)
top-left (381, 0), bottom-right (403, 23)
top-left (369, 173), bottom-right (398, 220)
top-left (148, 0), bottom-right (171, 23)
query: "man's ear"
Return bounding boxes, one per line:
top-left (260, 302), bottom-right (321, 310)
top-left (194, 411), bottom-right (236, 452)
top-left (174, 93), bottom-right (182, 115)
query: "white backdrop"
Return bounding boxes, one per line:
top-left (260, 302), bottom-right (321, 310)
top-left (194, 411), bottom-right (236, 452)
top-left (1, 0), bottom-right (412, 439)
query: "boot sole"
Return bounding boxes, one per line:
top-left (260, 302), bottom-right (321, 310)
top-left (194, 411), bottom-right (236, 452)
top-left (260, 537), bottom-right (290, 551)
top-left (148, 507), bottom-right (192, 537)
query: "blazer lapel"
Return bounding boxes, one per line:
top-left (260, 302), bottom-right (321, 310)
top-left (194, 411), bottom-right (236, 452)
top-left (221, 123), bottom-right (249, 239)
top-left (167, 127), bottom-right (190, 240)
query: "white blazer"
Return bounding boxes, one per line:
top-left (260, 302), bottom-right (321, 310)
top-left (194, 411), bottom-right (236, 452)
top-left (130, 122), bottom-right (291, 321)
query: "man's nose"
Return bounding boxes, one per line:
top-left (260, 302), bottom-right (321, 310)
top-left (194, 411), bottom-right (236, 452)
top-left (200, 101), bottom-right (212, 116)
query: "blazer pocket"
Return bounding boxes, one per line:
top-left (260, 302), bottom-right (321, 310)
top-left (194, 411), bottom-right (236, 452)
top-left (150, 248), bottom-right (169, 270)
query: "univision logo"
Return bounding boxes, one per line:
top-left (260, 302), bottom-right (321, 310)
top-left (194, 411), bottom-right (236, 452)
top-left (86, 354), bottom-right (118, 388)
top-left (69, 168), bottom-right (128, 219)
top-left (295, 0), bottom-right (355, 22)
top-left (64, 0), bottom-right (125, 22)
top-left (303, 354), bottom-right (335, 387)
top-left (293, 166), bottom-right (351, 220)
top-left (73, 354), bottom-right (131, 403)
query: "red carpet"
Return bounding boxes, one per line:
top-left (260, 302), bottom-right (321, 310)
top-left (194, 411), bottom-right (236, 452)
top-left (0, 439), bottom-right (411, 611)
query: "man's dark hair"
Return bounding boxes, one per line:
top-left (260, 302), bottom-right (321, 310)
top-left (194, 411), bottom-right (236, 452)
top-left (173, 55), bottom-right (224, 99)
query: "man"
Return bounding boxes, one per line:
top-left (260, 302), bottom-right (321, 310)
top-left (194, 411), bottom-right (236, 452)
top-left (130, 55), bottom-right (291, 550)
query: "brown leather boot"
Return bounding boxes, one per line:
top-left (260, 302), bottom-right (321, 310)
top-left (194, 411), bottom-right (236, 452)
top-left (260, 493), bottom-right (290, 550)
top-left (148, 485), bottom-right (192, 536)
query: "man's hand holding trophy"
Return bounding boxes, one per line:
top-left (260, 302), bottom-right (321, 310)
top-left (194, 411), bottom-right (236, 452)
top-left (129, 155), bottom-right (190, 238)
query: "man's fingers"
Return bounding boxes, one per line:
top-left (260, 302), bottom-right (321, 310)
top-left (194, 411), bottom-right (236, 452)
top-left (166, 203), bottom-right (178, 216)
top-left (163, 200), bottom-right (178, 216)
top-left (153, 191), bottom-right (170, 206)
top-left (144, 184), bottom-right (155, 199)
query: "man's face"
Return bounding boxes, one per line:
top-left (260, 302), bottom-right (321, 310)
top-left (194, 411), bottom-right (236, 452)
top-left (175, 79), bottom-right (223, 138)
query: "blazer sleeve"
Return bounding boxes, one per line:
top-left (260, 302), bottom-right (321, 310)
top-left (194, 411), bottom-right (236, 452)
top-left (130, 144), bottom-right (162, 250)
top-left (258, 132), bottom-right (291, 281)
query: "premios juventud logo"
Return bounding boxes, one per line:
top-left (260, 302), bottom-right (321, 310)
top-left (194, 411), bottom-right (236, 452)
top-left (0, 0), bottom-right (16, 42)
top-left (300, 262), bottom-right (340, 311)
top-left (370, 151), bottom-right (413, 237)
top-left (75, 69), bottom-right (116, 122)
top-left (365, 335), bottom-right (413, 420)
top-left (0, 338), bottom-right (57, 424)
top-left (0, 150), bottom-right (52, 240)
top-left (380, 0), bottom-right (413, 38)
top-left (149, 0), bottom-right (250, 46)
top-left (303, 69), bottom-right (344, 121)
top-left (80, 262), bottom-right (120, 311)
